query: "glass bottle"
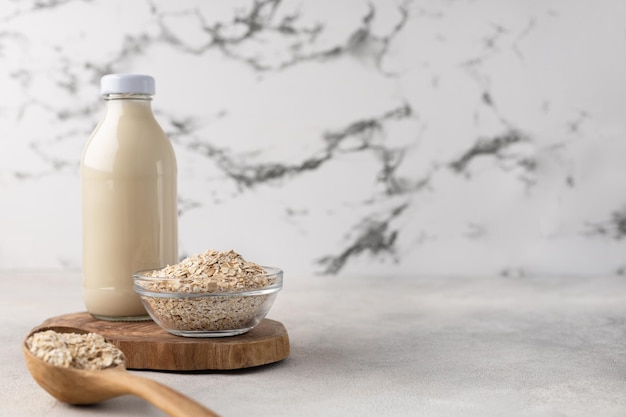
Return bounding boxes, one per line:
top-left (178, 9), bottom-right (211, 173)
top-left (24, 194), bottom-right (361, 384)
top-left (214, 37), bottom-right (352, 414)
top-left (81, 74), bottom-right (178, 321)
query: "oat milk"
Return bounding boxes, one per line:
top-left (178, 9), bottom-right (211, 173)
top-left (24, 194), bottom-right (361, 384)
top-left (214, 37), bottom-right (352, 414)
top-left (81, 74), bottom-right (178, 321)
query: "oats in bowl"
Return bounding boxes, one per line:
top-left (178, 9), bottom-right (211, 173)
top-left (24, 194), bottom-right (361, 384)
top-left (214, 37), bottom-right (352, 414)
top-left (134, 249), bottom-right (283, 337)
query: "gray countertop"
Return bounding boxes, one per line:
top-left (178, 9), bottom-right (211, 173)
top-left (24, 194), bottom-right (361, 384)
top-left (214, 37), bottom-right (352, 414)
top-left (1, 271), bottom-right (625, 416)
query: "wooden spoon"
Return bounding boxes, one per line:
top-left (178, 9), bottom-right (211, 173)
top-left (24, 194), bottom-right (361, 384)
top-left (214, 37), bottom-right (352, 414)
top-left (23, 327), bottom-right (220, 417)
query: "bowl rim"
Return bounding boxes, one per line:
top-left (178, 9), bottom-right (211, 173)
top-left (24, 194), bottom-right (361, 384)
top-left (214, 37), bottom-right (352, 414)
top-left (133, 265), bottom-right (283, 297)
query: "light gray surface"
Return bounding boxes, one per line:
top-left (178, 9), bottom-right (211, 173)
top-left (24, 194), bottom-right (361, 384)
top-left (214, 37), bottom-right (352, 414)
top-left (1, 271), bottom-right (625, 416)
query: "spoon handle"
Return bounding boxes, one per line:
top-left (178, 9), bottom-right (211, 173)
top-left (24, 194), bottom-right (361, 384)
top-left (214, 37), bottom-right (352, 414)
top-left (117, 371), bottom-right (221, 417)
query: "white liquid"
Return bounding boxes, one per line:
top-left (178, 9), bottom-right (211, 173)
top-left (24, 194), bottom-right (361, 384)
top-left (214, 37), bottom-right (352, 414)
top-left (81, 96), bottom-right (178, 320)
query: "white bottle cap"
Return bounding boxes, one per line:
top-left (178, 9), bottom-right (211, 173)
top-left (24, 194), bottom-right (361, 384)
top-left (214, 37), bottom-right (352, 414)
top-left (100, 74), bottom-right (155, 95)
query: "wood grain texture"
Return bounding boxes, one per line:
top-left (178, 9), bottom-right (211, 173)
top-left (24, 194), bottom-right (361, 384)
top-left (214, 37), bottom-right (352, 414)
top-left (34, 312), bottom-right (290, 371)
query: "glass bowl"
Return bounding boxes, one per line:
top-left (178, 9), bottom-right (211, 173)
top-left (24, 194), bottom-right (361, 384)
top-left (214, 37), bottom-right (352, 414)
top-left (133, 266), bottom-right (282, 338)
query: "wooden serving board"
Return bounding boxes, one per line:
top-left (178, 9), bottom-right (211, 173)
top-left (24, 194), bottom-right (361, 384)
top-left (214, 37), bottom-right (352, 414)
top-left (33, 312), bottom-right (290, 371)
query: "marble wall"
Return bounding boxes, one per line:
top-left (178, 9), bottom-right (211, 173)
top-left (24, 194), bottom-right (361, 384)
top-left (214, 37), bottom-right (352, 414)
top-left (1, 0), bottom-right (625, 277)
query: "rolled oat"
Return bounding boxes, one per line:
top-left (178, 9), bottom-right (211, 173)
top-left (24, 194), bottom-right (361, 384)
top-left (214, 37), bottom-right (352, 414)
top-left (143, 249), bottom-right (270, 292)
top-left (26, 330), bottom-right (124, 371)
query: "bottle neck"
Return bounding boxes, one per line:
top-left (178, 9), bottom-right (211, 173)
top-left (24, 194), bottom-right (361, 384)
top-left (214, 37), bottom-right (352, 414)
top-left (104, 93), bottom-right (153, 101)
top-left (103, 93), bottom-right (154, 116)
